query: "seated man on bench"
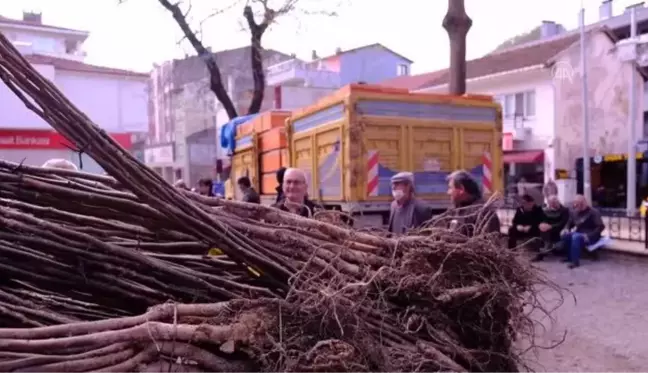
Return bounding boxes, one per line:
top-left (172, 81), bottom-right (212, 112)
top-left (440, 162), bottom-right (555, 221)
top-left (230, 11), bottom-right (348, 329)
top-left (533, 195), bottom-right (570, 261)
top-left (562, 195), bottom-right (605, 269)
top-left (508, 194), bottom-right (544, 250)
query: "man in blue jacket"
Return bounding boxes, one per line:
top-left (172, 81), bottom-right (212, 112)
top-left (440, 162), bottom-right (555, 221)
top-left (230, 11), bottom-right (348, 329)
top-left (562, 195), bottom-right (605, 269)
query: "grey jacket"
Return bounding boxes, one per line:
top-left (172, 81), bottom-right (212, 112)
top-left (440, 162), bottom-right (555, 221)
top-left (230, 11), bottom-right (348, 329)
top-left (568, 207), bottom-right (604, 243)
top-left (388, 198), bottom-right (433, 234)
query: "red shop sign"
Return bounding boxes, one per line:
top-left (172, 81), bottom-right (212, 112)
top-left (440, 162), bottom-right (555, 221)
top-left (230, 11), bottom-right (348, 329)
top-left (0, 130), bottom-right (131, 149)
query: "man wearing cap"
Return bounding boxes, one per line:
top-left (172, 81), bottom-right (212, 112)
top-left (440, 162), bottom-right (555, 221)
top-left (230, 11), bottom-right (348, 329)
top-left (387, 172), bottom-right (433, 234)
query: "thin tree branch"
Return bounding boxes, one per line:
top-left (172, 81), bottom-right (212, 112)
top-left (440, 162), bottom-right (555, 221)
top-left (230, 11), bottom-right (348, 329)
top-left (157, 0), bottom-right (239, 119)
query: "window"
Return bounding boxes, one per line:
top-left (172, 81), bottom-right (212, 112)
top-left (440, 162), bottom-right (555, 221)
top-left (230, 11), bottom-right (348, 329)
top-left (397, 64), bottom-right (409, 76)
top-left (525, 90), bottom-right (536, 117)
top-left (504, 94), bottom-right (515, 118)
top-left (500, 90), bottom-right (536, 118)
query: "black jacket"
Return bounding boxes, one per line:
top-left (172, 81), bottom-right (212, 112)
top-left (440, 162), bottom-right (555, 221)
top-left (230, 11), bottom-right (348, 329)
top-left (542, 205), bottom-right (570, 232)
top-left (512, 205), bottom-right (544, 232)
top-left (242, 188), bottom-right (261, 204)
top-left (272, 198), bottom-right (320, 218)
top-left (275, 186), bottom-right (284, 204)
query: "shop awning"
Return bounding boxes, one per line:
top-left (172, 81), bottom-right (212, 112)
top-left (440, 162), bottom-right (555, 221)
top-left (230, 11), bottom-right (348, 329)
top-left (502, 150), bottom-right (544, 164)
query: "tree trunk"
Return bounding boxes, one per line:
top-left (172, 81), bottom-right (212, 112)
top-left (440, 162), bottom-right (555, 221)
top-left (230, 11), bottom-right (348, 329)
top-left (158, 0), bottom-right (239, 120)
top-left (244, 6), bottom-right (269, 116)
top-left (443, 0), bottom-right (472, 95)
top-left (247, 31), bottom-right (265, 115)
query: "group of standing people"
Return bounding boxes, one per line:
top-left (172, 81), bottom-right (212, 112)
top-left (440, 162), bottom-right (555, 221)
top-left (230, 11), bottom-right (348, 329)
top-left (387, 169), bottom-right (501, 236)
top-left (178, 167), bottom-right (320, 218)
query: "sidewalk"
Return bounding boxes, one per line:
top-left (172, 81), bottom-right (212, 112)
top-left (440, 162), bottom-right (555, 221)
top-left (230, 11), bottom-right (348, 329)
top-left (496, 209), bottom-right (648, 257)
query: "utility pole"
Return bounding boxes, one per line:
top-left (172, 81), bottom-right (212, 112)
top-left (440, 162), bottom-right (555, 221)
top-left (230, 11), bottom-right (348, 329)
top-left (627, 6), bottom-right (638, 216)
top-left (579, 7), bottom-right (592, 205)
top-left (443, 0), bottom-right (472, 95)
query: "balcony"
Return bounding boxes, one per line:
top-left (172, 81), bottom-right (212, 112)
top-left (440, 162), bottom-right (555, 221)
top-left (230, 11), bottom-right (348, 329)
top-left (11, 40), bottom-right (86, 62)
top-left (266, 59), bottom-right (341, 88)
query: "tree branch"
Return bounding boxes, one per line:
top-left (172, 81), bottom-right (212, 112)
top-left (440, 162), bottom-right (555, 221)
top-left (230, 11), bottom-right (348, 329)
top-left (157, 0), bottom-right (239, 120)
top-left (243, 4), bottom-right (270, 115)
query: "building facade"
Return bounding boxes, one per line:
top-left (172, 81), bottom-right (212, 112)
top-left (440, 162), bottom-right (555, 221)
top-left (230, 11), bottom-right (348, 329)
top-left (147, 43), bottom-right (414, 186)
top-left (145, 47), bottom-right (292, 184)
top-left (266, 43), bottom-right (413, 88)
top-left (383, 1), bottom-right (648, 208)
top-left (0, 12), bottom-right (148, 173)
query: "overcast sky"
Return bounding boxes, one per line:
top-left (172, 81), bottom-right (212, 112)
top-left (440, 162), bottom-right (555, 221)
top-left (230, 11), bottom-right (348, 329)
top-left (0, 0), bottom-right (643, 74)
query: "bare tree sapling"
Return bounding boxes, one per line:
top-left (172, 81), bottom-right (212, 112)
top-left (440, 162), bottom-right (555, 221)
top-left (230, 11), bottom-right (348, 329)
top-left (155, 0), bottom-right (333, 119)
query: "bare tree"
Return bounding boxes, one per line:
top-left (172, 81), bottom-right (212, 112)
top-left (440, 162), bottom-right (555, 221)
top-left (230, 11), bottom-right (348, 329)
top-left (153, 0), bottom-right (333, 120)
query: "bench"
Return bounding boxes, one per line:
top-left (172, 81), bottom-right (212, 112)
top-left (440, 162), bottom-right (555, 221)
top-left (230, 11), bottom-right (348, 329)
top-left (587, 235), bottom-right (612, 252)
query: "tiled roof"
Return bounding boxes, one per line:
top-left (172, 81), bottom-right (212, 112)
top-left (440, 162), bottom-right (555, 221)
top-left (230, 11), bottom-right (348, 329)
top-left (422, 33), bottom-right (581, 89)
top-left (0, 15), bottom-right (87, 34)
top-left (380, 33), bottom-right (581, 91)
top-left (25, 54), bottom-right (148, 78)
top-left (378, 70), bottom-right (446, 90)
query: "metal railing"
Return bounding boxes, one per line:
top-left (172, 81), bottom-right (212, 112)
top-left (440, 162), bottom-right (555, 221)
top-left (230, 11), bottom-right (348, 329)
top-left (497, 206), bottom-right (648, 248)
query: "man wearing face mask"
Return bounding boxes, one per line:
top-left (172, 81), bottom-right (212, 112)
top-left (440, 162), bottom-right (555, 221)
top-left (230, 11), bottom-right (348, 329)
top-left (387, 172), bottom-right (433, 234)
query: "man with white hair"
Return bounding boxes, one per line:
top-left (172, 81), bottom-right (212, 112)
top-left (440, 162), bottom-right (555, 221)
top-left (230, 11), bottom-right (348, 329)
top-left (561, 195), bottom-right (605, 269)
top-left (272, 168), bottom-right (320, 217)
top-left (174, 179), bottom-right (189, 190)
top-left (387, 171), bottom-right (433, 234)
top-left (41, 158), bottom-right (78, 171)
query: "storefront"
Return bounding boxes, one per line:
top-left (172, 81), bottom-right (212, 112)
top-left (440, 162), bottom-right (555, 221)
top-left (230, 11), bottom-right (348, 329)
top-left (502, 148), bottom-right (545, 200)
top-left (0, 129), bottom-right (131, 173)
top-left (576, 151), bottom-right (648, 209)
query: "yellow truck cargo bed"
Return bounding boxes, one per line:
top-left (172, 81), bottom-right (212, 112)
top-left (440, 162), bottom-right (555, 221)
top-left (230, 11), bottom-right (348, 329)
top-left (287, 84), bottom-right (502, 210)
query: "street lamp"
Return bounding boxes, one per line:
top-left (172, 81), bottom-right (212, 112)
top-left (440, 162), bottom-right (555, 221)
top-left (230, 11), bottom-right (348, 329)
top-left (579, 7), bottom-right (592, 206)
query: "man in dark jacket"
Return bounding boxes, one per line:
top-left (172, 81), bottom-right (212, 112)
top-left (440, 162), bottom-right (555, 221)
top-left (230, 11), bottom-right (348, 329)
top-left (271, 168), bottom-right (320, 217)
top-left (508, 194), bottom-right (544, 250)
top-left (237, 176), bottom-right (260, 204)
top-left (387, 172), bottom-right (433, 234)
top-left (275, 167), bottom-right (286, 203)
top-left (196, 178), bottom-right (214, 197)
top-left (532, 195), bottom-right (570, 261)
top-left (438, 170), bottom-right (500, 237)
top-left (562, 195), bottom-right (605, 268)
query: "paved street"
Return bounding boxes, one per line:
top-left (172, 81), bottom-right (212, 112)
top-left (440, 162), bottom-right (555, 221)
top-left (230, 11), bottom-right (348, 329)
top-left (525, 253), bottom-right (648, 371)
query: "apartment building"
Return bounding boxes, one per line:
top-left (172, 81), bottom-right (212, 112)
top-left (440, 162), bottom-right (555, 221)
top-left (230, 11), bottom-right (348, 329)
top-left (0, 11), bottom-right (148, 173)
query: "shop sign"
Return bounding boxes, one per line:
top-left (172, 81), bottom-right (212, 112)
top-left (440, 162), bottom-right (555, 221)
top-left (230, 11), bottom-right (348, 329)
top-left (0, 130), bottom-right (131, 149)
top-left (602, 152), bottom-right (644, 162)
